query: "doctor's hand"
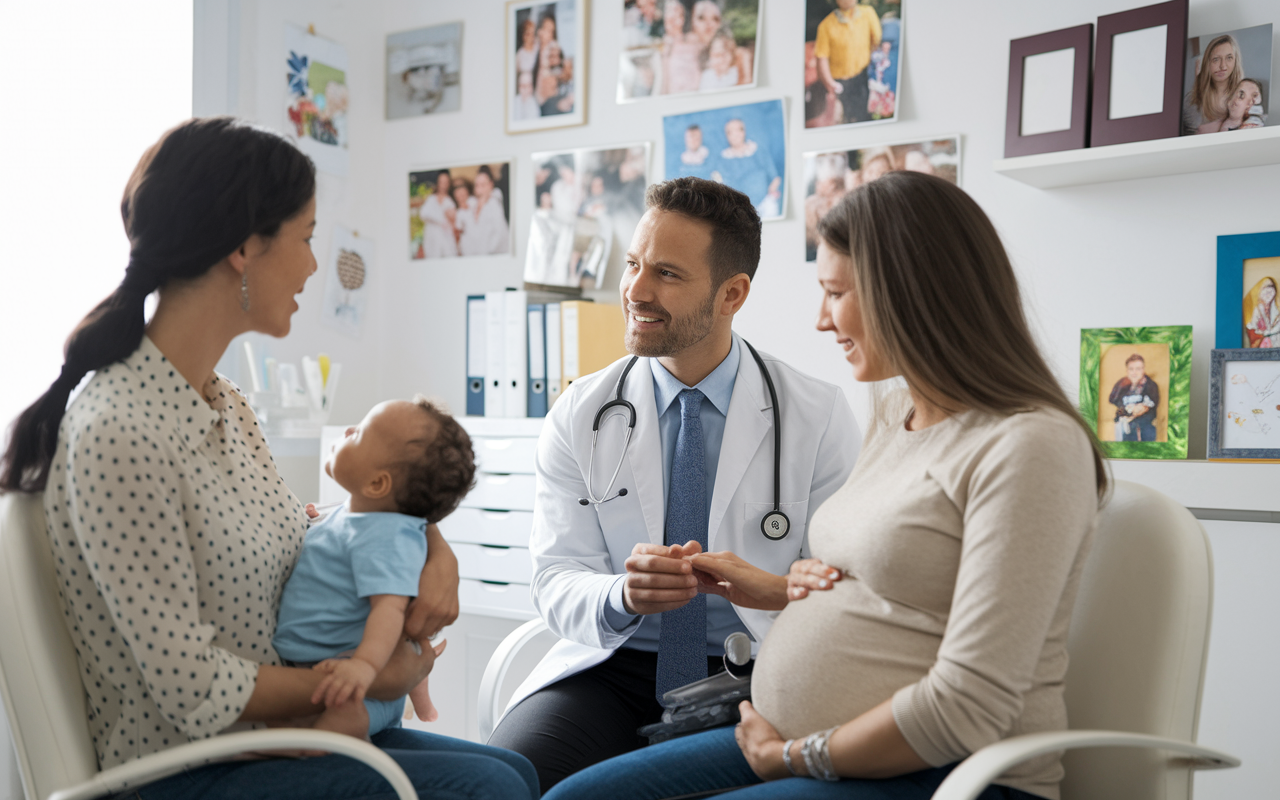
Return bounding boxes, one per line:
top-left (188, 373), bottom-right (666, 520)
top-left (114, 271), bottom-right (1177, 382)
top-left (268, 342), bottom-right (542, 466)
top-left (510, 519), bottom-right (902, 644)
top-left (622, 541), bottom-right (701, 615)
top-left (787, 558), bottom-right (843, 601)
top-left (689, 551), bottom-right (788, 610)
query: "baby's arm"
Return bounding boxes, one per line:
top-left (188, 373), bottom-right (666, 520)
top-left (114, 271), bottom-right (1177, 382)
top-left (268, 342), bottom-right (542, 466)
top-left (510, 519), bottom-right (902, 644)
top-left (312, 595), bottom-right (410, 708)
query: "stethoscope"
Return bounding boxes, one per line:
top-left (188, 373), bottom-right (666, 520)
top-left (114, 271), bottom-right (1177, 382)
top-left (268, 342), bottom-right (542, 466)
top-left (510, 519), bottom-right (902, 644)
top-left (578, 340), bottom-right (791, 541)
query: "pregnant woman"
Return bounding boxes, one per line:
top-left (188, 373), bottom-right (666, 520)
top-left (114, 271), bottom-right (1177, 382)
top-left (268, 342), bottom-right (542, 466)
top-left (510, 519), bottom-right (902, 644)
top-left (543, 171), bottom-right (1105, 800)
top-left (0, 117), bottom-right (537, 800)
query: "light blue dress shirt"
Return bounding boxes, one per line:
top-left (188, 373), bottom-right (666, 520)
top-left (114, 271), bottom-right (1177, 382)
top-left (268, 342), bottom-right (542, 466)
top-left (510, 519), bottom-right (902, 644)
top-left (603, 338), bottom-right (751, 656)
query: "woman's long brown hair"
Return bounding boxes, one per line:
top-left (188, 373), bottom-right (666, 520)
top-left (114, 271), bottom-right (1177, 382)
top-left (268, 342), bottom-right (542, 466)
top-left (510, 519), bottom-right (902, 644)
top-left (817, 171), bottom-right (1108, 497)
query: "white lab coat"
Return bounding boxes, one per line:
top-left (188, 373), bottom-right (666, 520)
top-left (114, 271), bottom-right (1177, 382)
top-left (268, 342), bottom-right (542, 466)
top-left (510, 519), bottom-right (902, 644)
top-left (501, 334), bottom-right (860, 720)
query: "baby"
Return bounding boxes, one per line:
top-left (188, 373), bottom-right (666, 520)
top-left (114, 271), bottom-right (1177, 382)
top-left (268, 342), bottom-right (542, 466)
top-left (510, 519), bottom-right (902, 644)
top-left (273, 396), bottom-right (476, 738)
top-left (1198, 78), bottom-right (1266, 133)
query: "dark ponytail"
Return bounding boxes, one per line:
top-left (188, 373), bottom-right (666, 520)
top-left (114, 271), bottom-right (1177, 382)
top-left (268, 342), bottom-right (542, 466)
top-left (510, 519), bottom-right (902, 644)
top-left (1, 117), bottom-right (315, 493)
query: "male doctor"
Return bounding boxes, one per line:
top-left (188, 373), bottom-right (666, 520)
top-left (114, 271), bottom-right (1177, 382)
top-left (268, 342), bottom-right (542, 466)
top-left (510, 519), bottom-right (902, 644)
top-left (488, 177), bottom-right (859, 791)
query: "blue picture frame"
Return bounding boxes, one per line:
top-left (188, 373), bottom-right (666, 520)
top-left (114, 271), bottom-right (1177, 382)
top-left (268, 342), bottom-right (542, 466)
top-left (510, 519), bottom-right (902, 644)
top-left (1208, 348), bottom-right (1280, 461)
top-left (1215, 230), bottom-right (1280, 348)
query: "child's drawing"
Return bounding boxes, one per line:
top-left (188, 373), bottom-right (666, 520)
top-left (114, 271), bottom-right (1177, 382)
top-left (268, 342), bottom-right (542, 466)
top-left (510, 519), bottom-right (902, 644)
top-left (1222, 360), bottom-right (1280, 448)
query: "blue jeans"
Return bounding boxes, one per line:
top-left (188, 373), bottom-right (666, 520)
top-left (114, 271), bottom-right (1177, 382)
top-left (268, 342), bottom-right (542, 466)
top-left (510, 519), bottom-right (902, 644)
top-left (543, 726), bottom-right (1043, 800)
top-left (117, 727), bottom-right (539, 800)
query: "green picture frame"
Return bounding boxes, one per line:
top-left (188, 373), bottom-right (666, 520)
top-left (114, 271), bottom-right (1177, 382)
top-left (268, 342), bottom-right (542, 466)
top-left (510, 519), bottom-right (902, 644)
top-left (1080, 326), bottom-right (1192, 459)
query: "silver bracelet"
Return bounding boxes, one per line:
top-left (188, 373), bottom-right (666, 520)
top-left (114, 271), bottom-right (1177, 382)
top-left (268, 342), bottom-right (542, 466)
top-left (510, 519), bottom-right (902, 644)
top-left (811, 727), bottom-right (841, 782)
top-left (781, 739), bottom-right (800, 776)
top-left (801, 733), bottom-right (820, 779)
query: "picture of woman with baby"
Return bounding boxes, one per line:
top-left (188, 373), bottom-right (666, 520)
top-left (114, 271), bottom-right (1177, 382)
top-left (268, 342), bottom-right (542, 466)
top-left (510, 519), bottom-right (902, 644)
top-left (1182, 24), bottom-right (1272, 135)
top-left (617, 0), bottom-right (759, 101)
top-left (507, 0), bottom-right (585, 131)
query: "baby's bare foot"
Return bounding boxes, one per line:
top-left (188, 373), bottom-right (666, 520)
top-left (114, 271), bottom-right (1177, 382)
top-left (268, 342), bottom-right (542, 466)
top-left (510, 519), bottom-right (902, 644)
top-left (313, 700), bottom-right (370, 740)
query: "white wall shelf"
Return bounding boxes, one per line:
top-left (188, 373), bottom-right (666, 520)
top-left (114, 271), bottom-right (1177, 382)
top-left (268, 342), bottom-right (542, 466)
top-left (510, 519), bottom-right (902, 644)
top-left (1110, 459), bottom-right (1280, 516)
top-left (993, 125), bottom-right (1280, 189)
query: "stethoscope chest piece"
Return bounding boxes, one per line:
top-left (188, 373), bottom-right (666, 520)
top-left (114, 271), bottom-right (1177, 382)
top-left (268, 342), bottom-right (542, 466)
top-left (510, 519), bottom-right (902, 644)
top-left (760, 510), bottom-right (790, 540)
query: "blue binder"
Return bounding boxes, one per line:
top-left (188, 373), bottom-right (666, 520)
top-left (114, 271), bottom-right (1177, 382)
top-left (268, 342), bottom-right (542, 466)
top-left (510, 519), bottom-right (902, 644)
top-left (527, 303), bottom-right (548, 418)
top-left (465, 295), bottom-right (485, 416)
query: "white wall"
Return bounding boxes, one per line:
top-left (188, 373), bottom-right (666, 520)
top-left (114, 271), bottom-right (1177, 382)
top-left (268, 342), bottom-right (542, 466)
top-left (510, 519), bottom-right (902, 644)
top-left (193, 1), bottom-right (1279, 797)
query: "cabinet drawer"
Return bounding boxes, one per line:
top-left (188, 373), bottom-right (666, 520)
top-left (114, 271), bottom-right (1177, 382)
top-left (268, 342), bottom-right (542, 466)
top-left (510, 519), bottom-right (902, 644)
top-left (458, 578), bottom-right (536, 619)
top-left (455, 542), bottom-right (534, 584)
top-left (440, 507), bottom-right (534, 547)
top-left (472, 437), bottom-right (540, 475)
top-left (460, 473), bottom-right (536, 511)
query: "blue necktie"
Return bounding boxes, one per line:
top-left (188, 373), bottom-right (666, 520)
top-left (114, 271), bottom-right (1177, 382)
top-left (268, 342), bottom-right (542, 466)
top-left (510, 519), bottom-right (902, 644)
top-left (656, 388), bottom-right (708, 703)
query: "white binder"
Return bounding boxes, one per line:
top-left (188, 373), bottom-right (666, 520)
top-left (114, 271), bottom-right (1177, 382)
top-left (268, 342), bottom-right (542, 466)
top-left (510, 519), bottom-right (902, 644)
top-left (545, 301), bottom-right (562, 409)
top-left (484, 290), bottom-right (506, 417)
top-left (503, 290), bottom-right (528, 417)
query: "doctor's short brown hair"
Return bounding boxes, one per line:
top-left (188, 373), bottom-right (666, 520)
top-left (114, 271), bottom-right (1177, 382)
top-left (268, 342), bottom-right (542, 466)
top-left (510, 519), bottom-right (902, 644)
top-left (645, 177), bottom-right (762, 287)
top-left (396, 397), bottom-right (476, 523)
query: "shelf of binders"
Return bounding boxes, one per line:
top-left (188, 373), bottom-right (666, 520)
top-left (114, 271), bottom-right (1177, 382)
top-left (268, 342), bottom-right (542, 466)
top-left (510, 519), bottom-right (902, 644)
top-left (993, 125), bottom-right (1280, 189)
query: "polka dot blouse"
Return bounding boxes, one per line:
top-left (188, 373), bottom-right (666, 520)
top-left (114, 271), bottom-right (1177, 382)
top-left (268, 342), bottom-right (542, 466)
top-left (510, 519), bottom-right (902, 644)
top-left (43, 335), bottom-right (308, 769)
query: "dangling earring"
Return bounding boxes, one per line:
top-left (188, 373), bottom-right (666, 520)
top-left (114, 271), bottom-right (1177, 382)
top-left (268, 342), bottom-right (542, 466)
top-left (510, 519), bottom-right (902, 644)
top-left (240, 272), bottom-right (251, 312)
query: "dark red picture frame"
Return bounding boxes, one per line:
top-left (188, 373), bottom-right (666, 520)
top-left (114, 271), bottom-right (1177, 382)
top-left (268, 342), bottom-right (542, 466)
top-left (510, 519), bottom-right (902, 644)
top-left (1004, 24), bottom-right (1093, 158)
top-left (1091, 0), bottom-right (1188, 148)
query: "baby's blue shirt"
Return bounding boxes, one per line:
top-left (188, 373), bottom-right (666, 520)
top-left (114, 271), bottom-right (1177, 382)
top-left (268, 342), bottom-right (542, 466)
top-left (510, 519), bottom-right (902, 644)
top-left (273, 505), bottom-right (428, 664)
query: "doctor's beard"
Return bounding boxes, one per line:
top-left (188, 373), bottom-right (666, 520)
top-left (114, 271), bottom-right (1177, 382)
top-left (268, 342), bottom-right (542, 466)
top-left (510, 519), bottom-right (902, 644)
top-left (625, 288), bottom-right (717, 358)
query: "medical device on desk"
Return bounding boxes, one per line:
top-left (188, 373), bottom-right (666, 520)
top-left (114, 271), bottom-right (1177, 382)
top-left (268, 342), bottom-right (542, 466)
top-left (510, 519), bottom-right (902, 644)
top-left (578, 340), bottom-right (792, 542)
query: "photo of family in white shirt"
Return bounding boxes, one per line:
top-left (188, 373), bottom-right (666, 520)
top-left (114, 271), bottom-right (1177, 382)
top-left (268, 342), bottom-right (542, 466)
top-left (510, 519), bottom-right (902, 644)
top-left (409, 163), bottom-right (512, 260)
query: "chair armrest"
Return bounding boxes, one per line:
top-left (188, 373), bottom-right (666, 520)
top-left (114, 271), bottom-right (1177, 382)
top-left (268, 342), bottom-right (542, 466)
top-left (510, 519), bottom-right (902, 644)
top-left (930, 730), bottom-right (1241, 800)
top-left (478, 617), bottom-right (550, 743)
top-left (48, 729), bottom-right (416, 800)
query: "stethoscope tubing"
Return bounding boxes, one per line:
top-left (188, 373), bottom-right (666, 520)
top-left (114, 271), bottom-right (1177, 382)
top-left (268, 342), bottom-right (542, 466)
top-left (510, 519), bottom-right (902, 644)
top-left (580, 339), bottom-right (787, 540)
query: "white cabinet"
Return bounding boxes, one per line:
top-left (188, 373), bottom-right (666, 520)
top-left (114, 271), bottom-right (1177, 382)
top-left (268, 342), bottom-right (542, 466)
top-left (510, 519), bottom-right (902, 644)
top-left (443, 417), bottom-right (544, 620)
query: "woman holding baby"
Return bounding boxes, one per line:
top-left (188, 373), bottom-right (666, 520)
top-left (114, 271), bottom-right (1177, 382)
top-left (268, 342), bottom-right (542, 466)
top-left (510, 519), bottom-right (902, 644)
top-left (0, 118), bottom-right (537, 800)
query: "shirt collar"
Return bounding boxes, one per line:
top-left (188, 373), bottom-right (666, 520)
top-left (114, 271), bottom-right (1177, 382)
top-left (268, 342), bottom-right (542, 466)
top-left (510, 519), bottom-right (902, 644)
top-left (121, 335), bottom-right (221, 446)
top-left (650, 336), bottom-right (740, 417)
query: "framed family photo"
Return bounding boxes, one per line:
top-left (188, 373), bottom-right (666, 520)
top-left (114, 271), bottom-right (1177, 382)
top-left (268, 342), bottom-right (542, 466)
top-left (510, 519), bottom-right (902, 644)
top-left (803, 135), bottom-right (959, 261)
top-left (1079, 326), bottom-right (1191, 460)
top-left (409, 162), bottom-right (512, 260)
top-left (663, 98), bottom-right (786, 221)
top-left (804, 0), bottom-right (903, 129)
top-left (1182, 24), bottom-right (1272, 136)
top-left (507, 0), bottom-right (588, 133)
top-left (1208, 348), bottom-right (1280, 460)
top-left (617, 0), bottom-right (761, 102)
top-left (526, 143), bottom-right (650, 291)
top-left (1214, 230), bottom-right (1280, 349)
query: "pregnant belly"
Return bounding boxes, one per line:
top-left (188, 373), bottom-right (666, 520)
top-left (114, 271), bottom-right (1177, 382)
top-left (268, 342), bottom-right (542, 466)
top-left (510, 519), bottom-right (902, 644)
top-left (751, 580), bottom-right (940, 739)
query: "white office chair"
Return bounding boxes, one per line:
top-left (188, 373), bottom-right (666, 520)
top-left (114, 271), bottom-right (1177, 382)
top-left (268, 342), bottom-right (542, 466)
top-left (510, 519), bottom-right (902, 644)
top-left (480, 480), bottom-right (1240, 799)
top-left (0, 492), bottom-right (417, 800)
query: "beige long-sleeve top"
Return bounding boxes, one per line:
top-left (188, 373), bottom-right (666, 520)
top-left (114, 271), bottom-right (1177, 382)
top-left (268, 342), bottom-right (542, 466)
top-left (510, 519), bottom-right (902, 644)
top-left (44, 336), bottom-right (307, 768)
top-left (751, 392), bottom-right (1098, 800)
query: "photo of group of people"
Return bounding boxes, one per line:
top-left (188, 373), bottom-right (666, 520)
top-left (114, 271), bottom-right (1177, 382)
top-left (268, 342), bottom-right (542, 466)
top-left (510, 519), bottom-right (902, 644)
top-left (507, 0), bottom-right (585, 132)
top-left (804, 0), bottom-right (903, 129)
top-left (803, 136), bottom-right (958, 260)
top-left (617, 0), bottom-right (759, 101)
top-left (409, 163), bottom-right (512, 260)
top-left (663, 99), bottom-right (786, 220)
top-left (1182, 24), bottom-right (1272, 136)
top-left (385, 22), bottom-right (462, 119)
top-left (524, 144), bottom-right (650, 290)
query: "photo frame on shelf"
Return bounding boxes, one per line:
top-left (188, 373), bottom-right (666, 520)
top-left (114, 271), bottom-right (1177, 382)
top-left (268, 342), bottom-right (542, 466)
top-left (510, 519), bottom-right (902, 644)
top-left (1004, 24), bottom-right (1092, 157)
top-left (1214, 230), bottom-right (1280, 348)
top-left (506, 0), bottom-right (588, 134)
top-left (1208, 348), bottom-right (1280, 461)
top-left (1080, 325), bottom-right (1191, 460)
top-left (1091, 0), bottom-right (1187, 148)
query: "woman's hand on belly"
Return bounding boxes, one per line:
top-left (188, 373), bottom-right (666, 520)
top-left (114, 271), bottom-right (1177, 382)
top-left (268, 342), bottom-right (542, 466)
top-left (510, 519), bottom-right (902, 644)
top-left (734, 700), bottom-right (791, 780)
top-left (688, 551), bottom-right (788, 610)
top-left (786, 558), bottom-right (843, 601)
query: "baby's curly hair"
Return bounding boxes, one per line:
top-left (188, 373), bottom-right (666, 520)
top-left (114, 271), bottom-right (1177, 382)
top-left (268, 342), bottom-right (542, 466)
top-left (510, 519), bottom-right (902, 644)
top-left (395, 397), bottom-right (476, 523)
